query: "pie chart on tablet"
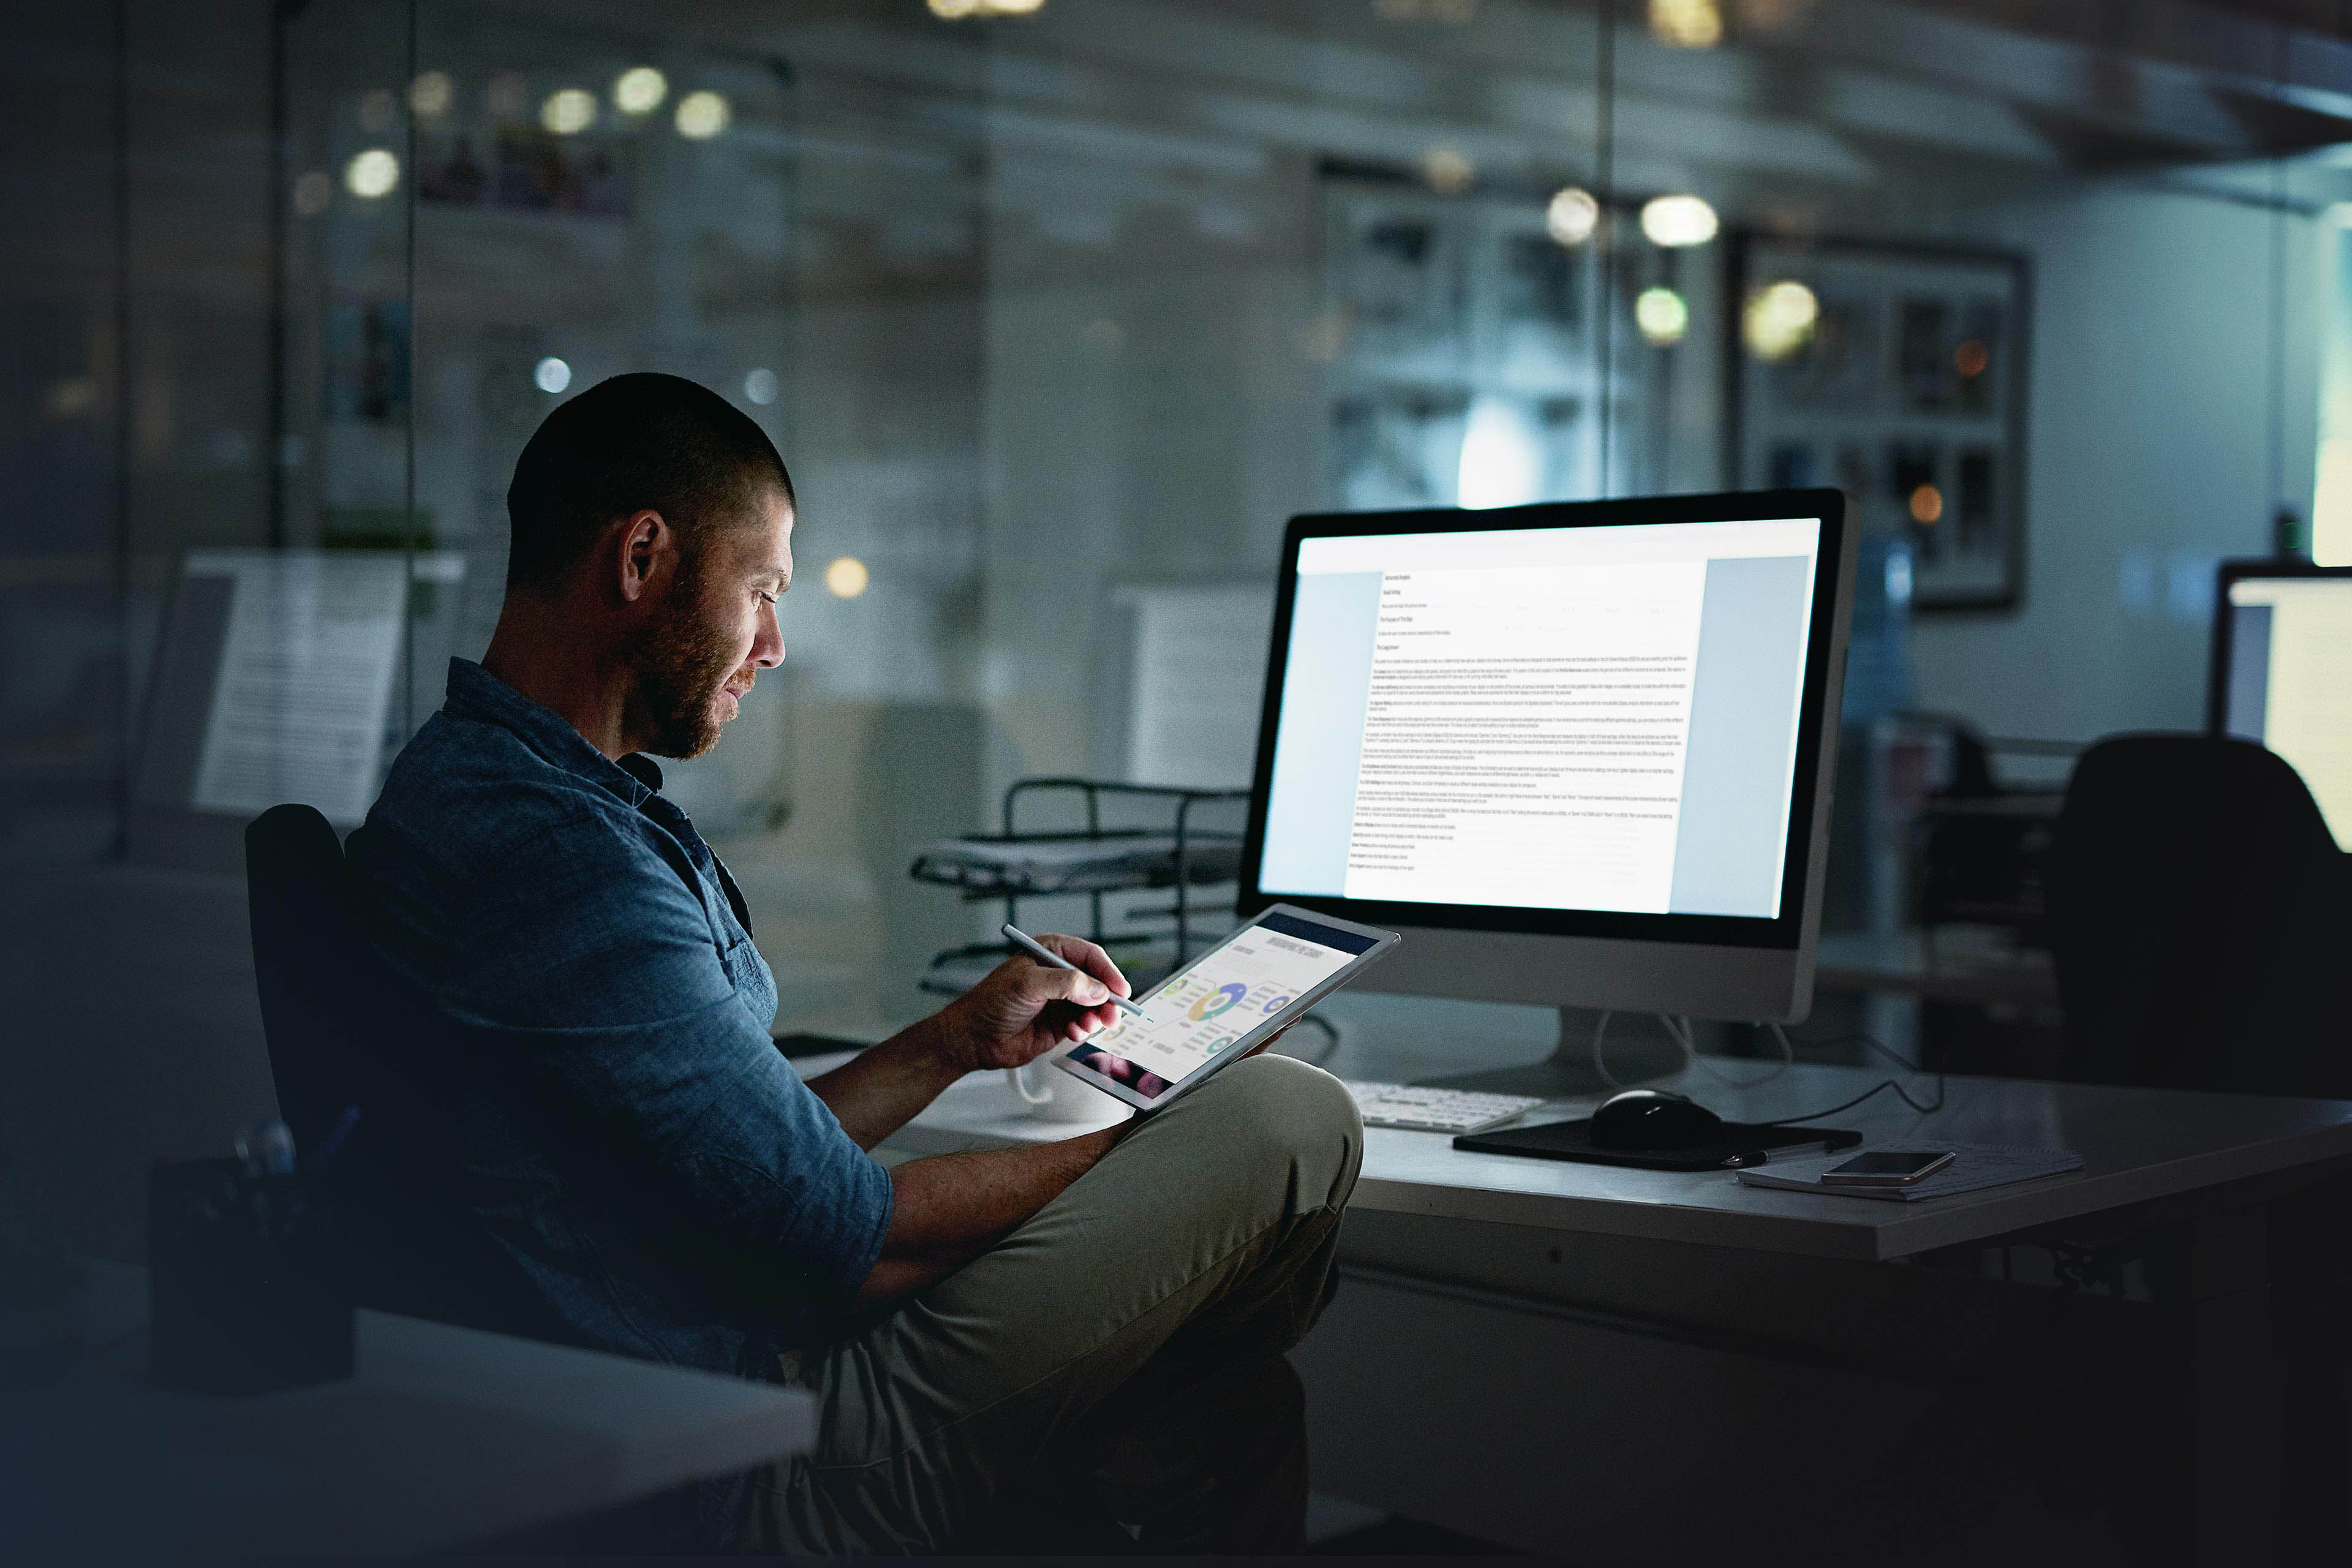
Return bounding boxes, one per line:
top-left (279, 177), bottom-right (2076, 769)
top-left (1190, 982), bottom-right (1248, 1022)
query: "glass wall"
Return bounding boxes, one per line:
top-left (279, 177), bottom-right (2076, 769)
top-left (10, 0), bottom-right (2352, 1253)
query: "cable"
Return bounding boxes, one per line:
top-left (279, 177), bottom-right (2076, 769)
top-left (1290, 1011), bottom-right (1343, 1066)
top-left (1593, 1012), bottom-right (1798, 1090)
top-left (1667, 1014), bottom-right (1793, 1089)
top-left (1589, 1009), bottom-right (1622, 1087)
top-left (1758, 1023), bottom-right (1947, 1124)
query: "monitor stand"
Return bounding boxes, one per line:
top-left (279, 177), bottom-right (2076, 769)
top-left (1417, 1007), bottom-right (1681, 1099)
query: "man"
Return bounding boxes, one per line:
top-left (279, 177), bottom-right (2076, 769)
top-left (347, 372), bottom-right (1362, 1552)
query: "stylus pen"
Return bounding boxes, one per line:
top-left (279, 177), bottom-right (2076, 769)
top-left (1001, 923), bottom-right (1152, 1019)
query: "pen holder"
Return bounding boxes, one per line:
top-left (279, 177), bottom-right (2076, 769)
top-left (148, 1157), bottom-right (353, 1395)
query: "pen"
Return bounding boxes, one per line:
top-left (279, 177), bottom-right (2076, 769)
top-left (1000, 923), bottom-right (1152, 1019)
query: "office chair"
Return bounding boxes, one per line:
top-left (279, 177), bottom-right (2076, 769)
top-left (2046, 733), bottom-right (2352, 1101)
top-left (2046, 736), bottom-right (2352, 1555)
top-left (244, 804), bottom-right (556, 1340)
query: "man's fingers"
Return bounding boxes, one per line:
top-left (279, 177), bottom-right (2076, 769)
top-left (1041, 962), bottom-right (1109, 1007)
top-left (1038, 933), bottom-right (1130, 998)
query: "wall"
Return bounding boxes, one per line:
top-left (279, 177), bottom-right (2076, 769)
top-left (1912, 178), bottom-right (2324, 744)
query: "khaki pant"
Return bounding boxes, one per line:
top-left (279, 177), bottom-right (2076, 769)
top-left (741, 1053), bottom-right (1364, 1553)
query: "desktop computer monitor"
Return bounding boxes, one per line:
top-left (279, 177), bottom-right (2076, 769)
top-left (2209, 559), bottom-right (2352, 850)
top-left (1236, 490), bottom-right (1853, 1091)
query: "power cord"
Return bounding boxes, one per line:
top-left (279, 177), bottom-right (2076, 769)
top-left (1760, 1023), bottom-right (1947, 1123)
top-left (1589, 1011), bottom-right (1795, 1089)
top-left (1589, 1014), bottom-right (1945, 1121)
top-left (1289, 1011), bottom-right (1343, 1065)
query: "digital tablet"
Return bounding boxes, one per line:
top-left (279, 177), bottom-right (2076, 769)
top-left (1052, 903), bottom-right (1400, 1114)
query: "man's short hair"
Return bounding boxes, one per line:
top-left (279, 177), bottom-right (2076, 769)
top-left (505, 372), bottom-right (794, 595)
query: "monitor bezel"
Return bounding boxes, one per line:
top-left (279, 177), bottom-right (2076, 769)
top-left (1237, 488), bottom-right (1849, 954)
top-left (2206, 557), bottom-right (2352, 736)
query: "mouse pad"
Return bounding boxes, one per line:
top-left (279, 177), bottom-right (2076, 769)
top-left (1451, 1118), bottom-right (1862, 1171)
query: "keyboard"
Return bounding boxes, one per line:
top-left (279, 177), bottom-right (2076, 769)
top-left (1344, 1081), bottom-right (1548, 1134)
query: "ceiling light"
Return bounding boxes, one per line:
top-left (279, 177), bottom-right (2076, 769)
top-left (1741, 279), bottom-right (1818, 360)
top-left (409, 70), bottom-right (454, 118)
top-left (1649, 0), bottom-right (1724, 48)
top-left (1634, 286), bottom-right (1690, 345)
top-left (613, 66), bottom-right (666, 115)
top-left (541, 88), bottom-right (597, 135)
top-left (675, 90), bottom-right (730, 140)
top-left (1545, 187), bottom-right (1599, 246)
top-left (1640, 193), bottom-right (1719, 247)
top-left (344, 148), bottom-right (400, 199)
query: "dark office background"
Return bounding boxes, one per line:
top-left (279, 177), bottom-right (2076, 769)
top-left (6, 0), bottom-right (2350, 1408)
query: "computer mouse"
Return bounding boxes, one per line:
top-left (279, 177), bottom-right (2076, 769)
top-left (1589, 1088), bottom-right (1725, 1151)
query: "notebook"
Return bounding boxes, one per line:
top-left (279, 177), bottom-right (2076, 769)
top-left (1734, 1141), bottom-right (2083, 1201)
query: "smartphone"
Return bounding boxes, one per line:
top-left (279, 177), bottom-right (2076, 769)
top-left (1819, 1148), bottom-right (1956, 1187)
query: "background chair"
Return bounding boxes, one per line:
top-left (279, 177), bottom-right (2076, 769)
top-left (244, 804), bottom-right (557, 1340)
top-left (2046, 734), bottom-right (2352, 1556)
top-left (2046, 733), bottom-right (2352, 1101)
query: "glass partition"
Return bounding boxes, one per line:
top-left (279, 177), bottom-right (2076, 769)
top-left (12, 0), bottom-right (2352, 1251)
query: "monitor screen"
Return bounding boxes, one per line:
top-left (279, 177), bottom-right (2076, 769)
top-left (2215, 568), bottom-right (2352, 849)
top-left (1246, 499), bottom-right (1841, 948)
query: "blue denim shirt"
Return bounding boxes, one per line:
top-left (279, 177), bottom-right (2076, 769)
top-left (347, 658), bottom-right (892, 1379)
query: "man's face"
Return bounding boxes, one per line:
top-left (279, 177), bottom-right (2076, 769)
top-left (627, 486), bottom-right (793, 760)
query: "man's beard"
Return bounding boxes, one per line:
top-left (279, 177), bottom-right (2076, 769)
top-left (623, 565), bottom-right (741, 760)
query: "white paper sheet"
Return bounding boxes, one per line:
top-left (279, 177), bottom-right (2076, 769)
top-left (188, 550), bottom-right (408, 824)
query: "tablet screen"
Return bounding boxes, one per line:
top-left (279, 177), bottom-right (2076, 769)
top-left (1065, 913), bottom-right (1374, 1099)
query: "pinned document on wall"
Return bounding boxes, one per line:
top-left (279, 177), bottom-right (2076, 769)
top-left (178, 550), bottom-right (409, 824)
top-left (1118, 584), bottom-right (1273, 791)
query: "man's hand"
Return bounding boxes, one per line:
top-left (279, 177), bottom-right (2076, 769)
top-left (941, 933), bottom-right (1134, 1072)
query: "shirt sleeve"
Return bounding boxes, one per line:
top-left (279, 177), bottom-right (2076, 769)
top-left (425, 787), bottom-right (894, 1313)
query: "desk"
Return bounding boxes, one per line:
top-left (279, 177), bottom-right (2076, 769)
top-left (0, 1259), bottom-right (817, 1557)
top-left (861, 1020), bottom-right (2352, 1564)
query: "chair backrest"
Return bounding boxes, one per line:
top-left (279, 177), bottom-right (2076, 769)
top-left (244, 804), bottom-right (557, 1338)
top-left (2047, 734), bottom-right (2352, 1098)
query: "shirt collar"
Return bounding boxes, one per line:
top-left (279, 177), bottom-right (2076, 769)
top-left (442, 658), bottom-right (663, 807)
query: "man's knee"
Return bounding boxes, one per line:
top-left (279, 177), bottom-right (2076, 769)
top-left (1187, 1054), bottom-right (1361, 1213)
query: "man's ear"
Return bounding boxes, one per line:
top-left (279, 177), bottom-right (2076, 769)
top-left (613, 509), bottom-right (671, 603)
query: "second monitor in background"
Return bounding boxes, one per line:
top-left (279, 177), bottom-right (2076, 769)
top-left (1236, 490), bottom-right (1855, 1097)
top-left (2211, 559), bottom-right (2352, 851)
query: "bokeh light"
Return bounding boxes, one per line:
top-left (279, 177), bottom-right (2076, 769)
top-left (534, 357), bottom-right (572, 394)
top-left (1649, 0), bottom-right (1724, 48)
top-left (1640, 194), bottom-right (1719, 247)
top-left (826, 557), bottom-right (871, 598)
top-left (409, 70), bottom-right (454, 118)
top-left (1742, 279), bottom-right (1819, 361)
top-left (344, 148), bottom-right (400, 199)
top-left (1909, 484), bottom-right (1943, 525)
top-left (1955, 339), bottom-right (1989, 378)
top-left (614, 66), bottom-right (667, 115)
top-left (743, 367), bottom-right (778, 405)
top-left (1421, 145), bottom-right (1474, 194)
top-left (675, 90), bottom-right (731, 140)
top-left (1458, 397), bottom-right (1543, 510)
top-left (1545, 187), bottom-right (1599, 247)
top-left (1634, 286), bottom-right (1690, 345)
top-left (541, 88), bottom-right (597, 135)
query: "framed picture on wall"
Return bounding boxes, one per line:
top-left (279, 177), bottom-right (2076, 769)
top-left (1727, 235), bottom-right (2030, 612)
